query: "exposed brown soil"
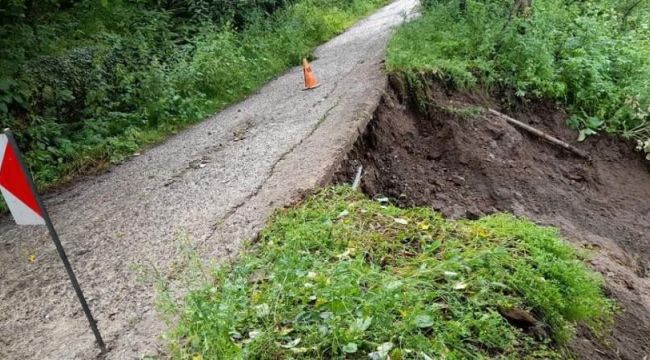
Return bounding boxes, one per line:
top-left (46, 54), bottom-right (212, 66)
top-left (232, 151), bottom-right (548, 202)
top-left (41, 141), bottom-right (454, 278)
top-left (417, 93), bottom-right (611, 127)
top-left (335, 76), bottom-right (650, 359)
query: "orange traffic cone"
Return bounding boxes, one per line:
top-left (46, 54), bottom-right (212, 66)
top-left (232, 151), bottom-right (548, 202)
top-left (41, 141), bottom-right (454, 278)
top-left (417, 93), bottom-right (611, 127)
top-left (302, 58), bottom-right (320, 90)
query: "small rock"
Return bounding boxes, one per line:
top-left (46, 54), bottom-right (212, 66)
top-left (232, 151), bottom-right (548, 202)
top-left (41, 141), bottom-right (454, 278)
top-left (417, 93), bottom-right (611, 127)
top-left (491, 187), bottom-right (510, 201)
top-left (564, 171), bottom-right (585, 182)
top-left (450, 175), bottom-right (465, 186)
top-left (431, 200), bottom-right (446, 211)
top-left (442, 204), bottom-right (465, 219)
top-left (426, 150), bottom-right (443, 161)
top-left (492, 129), bottom-right (505, 140)
top-left (436, 193), bottom-right (449, 202)
top-left (465, 206), bottom-right (482, 220)
top-left (394, 218), bottom-right (409, 225)
top-left (75, 249), bottom-right (90, 256)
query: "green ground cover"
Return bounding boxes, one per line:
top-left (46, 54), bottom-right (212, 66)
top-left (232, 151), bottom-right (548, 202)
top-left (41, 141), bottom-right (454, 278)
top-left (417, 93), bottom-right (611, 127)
top-left (162, 187), bottom-right (613, 359)
top-left (387, 0), bottom-right (650, 154)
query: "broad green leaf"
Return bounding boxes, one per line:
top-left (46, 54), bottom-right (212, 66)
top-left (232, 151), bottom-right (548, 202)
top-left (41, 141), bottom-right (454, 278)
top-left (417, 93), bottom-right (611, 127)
top-left (415, 314), bottom-right (434, 328)
top-left (342, 342), bottom-right (358, 353)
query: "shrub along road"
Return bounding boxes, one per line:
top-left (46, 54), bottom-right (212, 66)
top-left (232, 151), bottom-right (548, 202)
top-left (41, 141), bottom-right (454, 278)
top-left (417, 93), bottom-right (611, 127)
top-left (0, 1), bottom-right (418, 358)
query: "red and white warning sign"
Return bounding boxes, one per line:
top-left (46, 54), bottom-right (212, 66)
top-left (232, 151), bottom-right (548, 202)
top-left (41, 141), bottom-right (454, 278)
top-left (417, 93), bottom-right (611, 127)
top-left (0, 133), bottom-right (45, 225)
top-left (1, 129), bottom-right (106, 351)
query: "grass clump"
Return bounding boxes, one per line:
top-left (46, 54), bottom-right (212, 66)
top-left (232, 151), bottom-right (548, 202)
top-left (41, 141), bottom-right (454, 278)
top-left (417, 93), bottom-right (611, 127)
top-left (164, 187), bottom-right (613, 359)
top-left (387, 0), bottom-right (650, 155)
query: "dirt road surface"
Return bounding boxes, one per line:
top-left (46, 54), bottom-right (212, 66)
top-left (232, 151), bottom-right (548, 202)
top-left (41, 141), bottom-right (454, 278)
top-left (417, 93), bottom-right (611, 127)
top-left (0, 1), bottom-right (418, 358)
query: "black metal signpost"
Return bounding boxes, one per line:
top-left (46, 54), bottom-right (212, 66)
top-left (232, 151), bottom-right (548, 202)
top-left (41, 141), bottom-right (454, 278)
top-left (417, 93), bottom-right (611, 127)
top-left (3, 129), bottom-right (106, 353)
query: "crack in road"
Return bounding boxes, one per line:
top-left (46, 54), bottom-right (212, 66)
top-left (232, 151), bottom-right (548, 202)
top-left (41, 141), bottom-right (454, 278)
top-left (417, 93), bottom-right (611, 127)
top-left (202, 93), bottom-right (345, 245)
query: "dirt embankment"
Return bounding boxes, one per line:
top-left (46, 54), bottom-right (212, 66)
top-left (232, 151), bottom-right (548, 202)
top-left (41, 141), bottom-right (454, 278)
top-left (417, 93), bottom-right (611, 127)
top-left (335, 75), bottom-right (650, 359)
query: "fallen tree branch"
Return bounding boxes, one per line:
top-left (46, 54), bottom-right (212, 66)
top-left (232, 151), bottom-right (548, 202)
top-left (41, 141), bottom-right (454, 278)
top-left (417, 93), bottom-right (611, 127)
top-left (487, 108), bottom-right (591, 160)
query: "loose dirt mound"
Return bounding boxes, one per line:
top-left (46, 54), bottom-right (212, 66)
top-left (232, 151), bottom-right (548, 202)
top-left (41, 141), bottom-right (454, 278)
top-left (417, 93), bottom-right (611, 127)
top-left (335, 76), bottom-right (650, 359)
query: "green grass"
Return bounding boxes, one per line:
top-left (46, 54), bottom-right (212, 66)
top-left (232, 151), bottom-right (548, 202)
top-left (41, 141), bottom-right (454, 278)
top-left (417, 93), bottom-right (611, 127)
top-left (161, 187), bottom-right (613, 359)
top-left (387, 0), bottom-right (650, 155)
top-left (0, 0), bottom-right (387, 213)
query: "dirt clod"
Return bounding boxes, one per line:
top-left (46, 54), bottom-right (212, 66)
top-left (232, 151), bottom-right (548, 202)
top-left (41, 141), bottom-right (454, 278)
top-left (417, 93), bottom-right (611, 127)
top-left (499, 307), bottom-right (537, 327)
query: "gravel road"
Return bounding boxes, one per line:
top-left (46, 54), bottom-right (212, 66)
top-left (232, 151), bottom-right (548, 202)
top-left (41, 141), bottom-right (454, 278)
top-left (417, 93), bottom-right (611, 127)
top-left (0, 1), bottom-right (418, 359)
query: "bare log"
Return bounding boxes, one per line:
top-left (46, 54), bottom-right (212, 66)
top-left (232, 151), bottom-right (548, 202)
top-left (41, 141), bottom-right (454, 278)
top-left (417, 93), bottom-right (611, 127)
top-left (487, 108), bottom-right (590, 160)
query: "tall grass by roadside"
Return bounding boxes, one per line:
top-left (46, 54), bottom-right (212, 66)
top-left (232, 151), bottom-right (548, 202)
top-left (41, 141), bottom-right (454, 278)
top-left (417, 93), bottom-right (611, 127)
top-left (387, 0), bottom-right (650, 155)
top-left (160, 187), bottom-right (613, 359)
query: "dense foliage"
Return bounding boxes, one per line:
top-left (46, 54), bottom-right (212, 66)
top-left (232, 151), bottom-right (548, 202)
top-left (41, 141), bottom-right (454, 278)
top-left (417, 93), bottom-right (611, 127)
top-left (163, 187), bottom-right (613, 359)
top-left (0, 0), bottom-right (386, 188)
top-left (388, 0), bottom-right (650, 153)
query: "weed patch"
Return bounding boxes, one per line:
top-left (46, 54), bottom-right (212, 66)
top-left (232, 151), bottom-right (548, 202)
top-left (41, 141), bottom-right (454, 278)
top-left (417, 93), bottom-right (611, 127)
top-left (387, 0), bottom-right (650, 156)
top-left (163, 187), bottom-right (613, 359)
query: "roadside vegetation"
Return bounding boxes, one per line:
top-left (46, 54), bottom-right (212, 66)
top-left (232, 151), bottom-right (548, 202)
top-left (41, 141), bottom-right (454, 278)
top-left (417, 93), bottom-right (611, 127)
top-left (387, 0), bottom-right (650, 156)
top-left (0, 0), bottom-right (386, 190)
top-left (162, 187), bottom-right (613, 359)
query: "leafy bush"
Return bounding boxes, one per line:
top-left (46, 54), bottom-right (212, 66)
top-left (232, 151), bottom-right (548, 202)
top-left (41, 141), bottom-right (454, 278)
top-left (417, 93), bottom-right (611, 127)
top-left (387, 0), bottom-right (650, 152)
top-left (163, 187), bottom-right (613, 359)
top-left (151, 0), bottom-right (296, 29)
top-left (0, 0), bottom-right (386, 192)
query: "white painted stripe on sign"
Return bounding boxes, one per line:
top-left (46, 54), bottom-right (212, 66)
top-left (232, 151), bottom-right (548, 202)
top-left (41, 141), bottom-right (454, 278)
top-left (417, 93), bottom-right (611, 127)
top-left (0, 185), bottom-right (45, 225)
top-left (0, 134), bottom-right (7, 171)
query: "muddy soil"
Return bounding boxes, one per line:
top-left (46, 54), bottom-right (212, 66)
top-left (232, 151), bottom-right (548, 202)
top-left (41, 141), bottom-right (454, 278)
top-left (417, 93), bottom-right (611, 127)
top-left (335, 76), bottom-right (650, 359)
